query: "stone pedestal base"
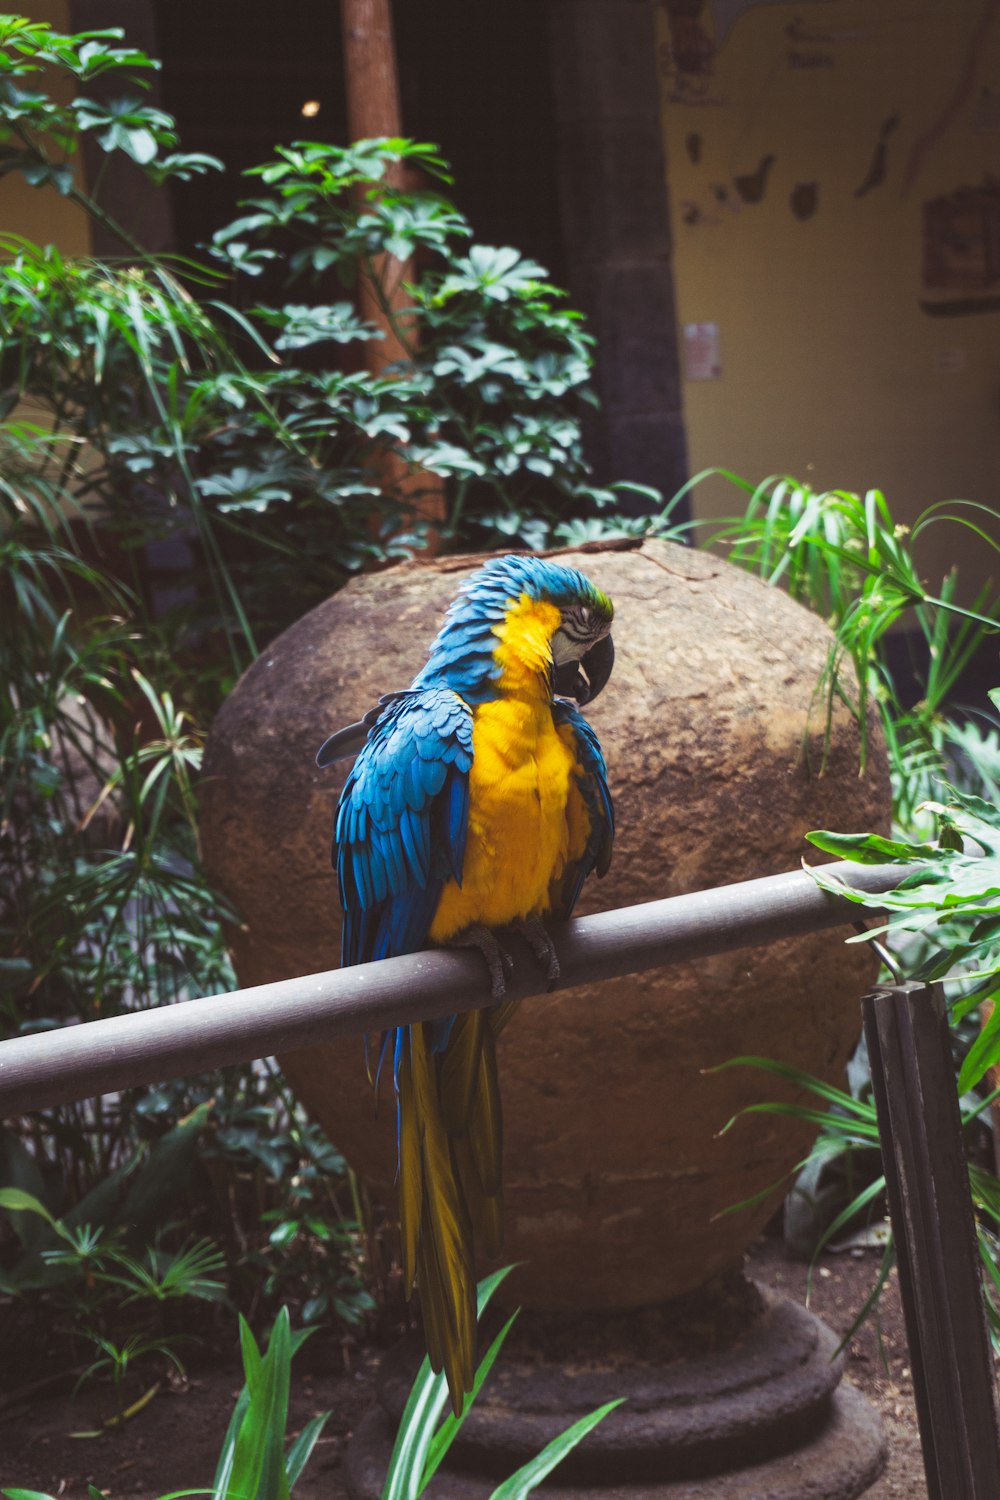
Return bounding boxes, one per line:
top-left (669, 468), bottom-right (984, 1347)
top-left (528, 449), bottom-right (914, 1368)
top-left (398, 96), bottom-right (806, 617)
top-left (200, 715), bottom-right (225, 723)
top-left (343, 1280), bottom-right (886, 1499)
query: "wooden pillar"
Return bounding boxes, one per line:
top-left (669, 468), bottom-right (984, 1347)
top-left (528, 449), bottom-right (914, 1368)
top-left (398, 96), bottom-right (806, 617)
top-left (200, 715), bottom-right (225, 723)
top-left (341, 0), bottom-right (409, 370)
top-left (341, 0), bottom-right (445, 526)
top-left (864, 982), bottom-right (1000, 1499)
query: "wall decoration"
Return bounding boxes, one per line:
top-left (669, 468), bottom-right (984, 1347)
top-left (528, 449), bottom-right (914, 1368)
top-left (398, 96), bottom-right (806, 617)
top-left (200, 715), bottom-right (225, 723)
top-left (854, 112), bottom-right (900, 198)
top-left (680, 198), bottom-right (723, 226)
top-left (686, 130), bottom-right (704, 163)
top-left (658, 0), bottom-right (834, 102)
top-left (683, 321), bottom-right (723, 379)
top-left (921, 179), bottom-right (1000, 316)
top-left (786, 46), bottom-right (834, 69)
top-left (711, 0), bottom-right (835, 50)
top-left (660, 0), bottom-right (715, 96)
top-left (790, 182), bottom-right (819, 220)
top-left (734, 153), bottom-right (775, 203)
top-left (901, 0), bottom-right (1000, 196)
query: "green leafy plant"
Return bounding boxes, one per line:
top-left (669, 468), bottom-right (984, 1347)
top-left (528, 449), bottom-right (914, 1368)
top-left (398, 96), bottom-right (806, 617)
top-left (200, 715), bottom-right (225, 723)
top-left (0, 1103), bottom-right (215, 1292)
top-left (1, 21), bottom-right (650, 659)
top-left (210, 1308), bottom-right (330, 1500)
top-left (0, 1276), bottom-right (620, 1499)
top-left (695, 470), bottom-right (1000, 779)
top-left (0, 1304), bottom-right (330, 1500)
top-left (680, 473), bottom-right (1000, 1326)
top-left (806, 740), bottom-right (1000, 1097)
top-left (0, 16), bottom-right (220, 250)
top-left (715, 1053), bottom-right (1000, 1343)
top-left (712, 688), bottom-right (1000, 1331)
top-left (0, 1177), bottom-right (227, 1435)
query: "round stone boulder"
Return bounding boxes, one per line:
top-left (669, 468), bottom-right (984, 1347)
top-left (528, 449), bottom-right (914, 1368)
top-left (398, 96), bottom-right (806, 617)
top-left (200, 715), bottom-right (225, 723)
top-left (198, 538), bottom-right (890, 1310)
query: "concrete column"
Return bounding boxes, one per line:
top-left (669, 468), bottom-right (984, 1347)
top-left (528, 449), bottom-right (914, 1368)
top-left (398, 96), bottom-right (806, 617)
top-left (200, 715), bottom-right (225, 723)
top-left (546, 0), bottom-right (689, 511)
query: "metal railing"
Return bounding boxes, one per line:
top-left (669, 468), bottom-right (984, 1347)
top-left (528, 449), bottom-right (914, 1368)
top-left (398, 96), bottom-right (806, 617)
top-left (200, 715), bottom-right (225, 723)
top-left (0, 861), bottom-right (905, 1117)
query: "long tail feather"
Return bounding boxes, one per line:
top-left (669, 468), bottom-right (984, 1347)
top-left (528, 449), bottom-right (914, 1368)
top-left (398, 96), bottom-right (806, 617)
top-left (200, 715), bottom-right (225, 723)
top-left (439, 1009), bottom-right (486, 1134)
top-left (489, 996), bottom-right (521, 1041)
top-left (453, 1133), bottom-right (503, 1258)
top-left (466, 1027), bottom-right (503, 1198)
top-left (396, 1041), bottom-right (423, 1289)
top-left (396, 1014), bottom-right (505, 1414)
top-left (409, 1022), bottom-right (477, 1410)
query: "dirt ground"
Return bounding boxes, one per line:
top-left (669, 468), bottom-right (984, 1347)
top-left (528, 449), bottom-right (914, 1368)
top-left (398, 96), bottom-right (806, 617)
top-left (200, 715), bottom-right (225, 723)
top-left (0, 1235), bottom-right (937, 1498)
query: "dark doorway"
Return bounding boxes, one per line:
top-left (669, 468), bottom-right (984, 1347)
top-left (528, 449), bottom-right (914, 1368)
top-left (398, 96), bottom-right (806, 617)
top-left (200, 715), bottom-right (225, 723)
top-left (78, 0), bottom-right (688, 504)
top-left (151, 0), bottom-right (565, 287)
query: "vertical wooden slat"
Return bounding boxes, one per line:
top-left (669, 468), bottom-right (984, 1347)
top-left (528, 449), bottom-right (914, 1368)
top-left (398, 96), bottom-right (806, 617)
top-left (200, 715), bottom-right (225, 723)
top-left (863, 981), bottom-right (1000, 1499)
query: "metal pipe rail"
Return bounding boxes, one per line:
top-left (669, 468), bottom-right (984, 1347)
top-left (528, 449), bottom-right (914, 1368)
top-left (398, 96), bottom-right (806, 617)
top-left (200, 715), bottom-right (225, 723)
top-left (0, 862), bottom-right (907, 1118)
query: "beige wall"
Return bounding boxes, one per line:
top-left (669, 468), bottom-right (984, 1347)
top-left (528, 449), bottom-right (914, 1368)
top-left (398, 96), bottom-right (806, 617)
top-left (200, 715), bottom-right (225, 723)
top-left (1, 0), bottom-right (91, 255)
top-left (657, 0), bottom-right (1000, 600)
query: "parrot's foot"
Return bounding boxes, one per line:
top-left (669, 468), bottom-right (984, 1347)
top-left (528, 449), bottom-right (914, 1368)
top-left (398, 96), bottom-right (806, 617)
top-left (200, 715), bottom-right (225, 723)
top-left (449, 924), bottom-right (514, 1002)
top-left (511, 915), bottom-right (561, 990)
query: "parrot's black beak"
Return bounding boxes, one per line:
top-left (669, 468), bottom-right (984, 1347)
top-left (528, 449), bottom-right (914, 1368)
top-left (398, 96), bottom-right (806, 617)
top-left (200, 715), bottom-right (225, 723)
top-left (553, 632), bottom-right (614, 706)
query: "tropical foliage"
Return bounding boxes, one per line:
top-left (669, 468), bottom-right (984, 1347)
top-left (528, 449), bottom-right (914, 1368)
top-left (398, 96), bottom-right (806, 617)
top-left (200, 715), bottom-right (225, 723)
top-left (0, 14), bottom-right (633, 1353)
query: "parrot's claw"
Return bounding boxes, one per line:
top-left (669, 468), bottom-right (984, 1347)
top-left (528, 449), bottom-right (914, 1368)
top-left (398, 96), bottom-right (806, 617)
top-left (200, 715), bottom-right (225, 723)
top-left (510, 915), bottom-right (561, 991)
top-left (450, 924), bottom-right (515, 1002)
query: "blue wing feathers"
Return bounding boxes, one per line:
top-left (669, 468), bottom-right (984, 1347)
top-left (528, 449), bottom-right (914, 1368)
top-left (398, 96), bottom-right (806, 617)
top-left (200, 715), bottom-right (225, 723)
top-left (551, 699), bottom-right (614, 919)
top-left (335, 688), bottom-right (473, 969)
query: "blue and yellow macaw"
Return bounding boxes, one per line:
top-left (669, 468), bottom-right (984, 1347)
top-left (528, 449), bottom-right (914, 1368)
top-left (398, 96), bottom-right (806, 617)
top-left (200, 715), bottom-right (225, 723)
top-left (317, 554), bottom-right (615, 1410)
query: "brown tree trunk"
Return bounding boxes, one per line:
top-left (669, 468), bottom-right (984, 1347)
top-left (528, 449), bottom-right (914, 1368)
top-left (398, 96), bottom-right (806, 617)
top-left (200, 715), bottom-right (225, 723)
top-left (341, 0), bottom-right (445, 529)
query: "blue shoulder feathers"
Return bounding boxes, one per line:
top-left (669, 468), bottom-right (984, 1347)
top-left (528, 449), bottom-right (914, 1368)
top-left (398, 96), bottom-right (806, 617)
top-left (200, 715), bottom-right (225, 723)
top-left (335, 689), bottom-right (474, 966)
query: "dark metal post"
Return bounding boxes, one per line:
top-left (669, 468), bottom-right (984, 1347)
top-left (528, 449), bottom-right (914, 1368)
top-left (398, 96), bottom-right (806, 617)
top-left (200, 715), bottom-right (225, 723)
top-left (863, 982), bottom-right (1000, 1500)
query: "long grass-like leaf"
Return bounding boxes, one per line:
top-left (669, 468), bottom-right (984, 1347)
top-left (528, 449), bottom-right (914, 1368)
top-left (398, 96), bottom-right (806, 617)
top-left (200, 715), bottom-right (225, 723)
top-left (284, 1410), bottom-right (332, 1488)
top-left (487, 1400), bottom-right (625, 1500)
top-left (830, 1241), bottom-right (895, 1361)
top-left (710, 1055), bottom-right (879, 1119)
top-left (382, 1265), bottom-right (515, 1500)
top-left (421, 1309), bottom-right (519, 1488)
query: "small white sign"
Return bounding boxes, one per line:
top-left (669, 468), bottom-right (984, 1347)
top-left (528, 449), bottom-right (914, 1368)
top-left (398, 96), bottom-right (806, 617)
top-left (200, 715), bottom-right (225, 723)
top-left (683, 322), bottom-right (722, 380)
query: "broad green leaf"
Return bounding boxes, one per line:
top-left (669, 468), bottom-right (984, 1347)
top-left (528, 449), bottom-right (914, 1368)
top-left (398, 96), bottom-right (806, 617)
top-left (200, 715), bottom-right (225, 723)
top-left (958, 993), bottom-right (1000, 1094)
top-left (0, 1184), bottom-right (55, 1219)
top-left (219, 1311), bottom-right (292, 1500)
top-left (805, 830), bottom-right (939, 864)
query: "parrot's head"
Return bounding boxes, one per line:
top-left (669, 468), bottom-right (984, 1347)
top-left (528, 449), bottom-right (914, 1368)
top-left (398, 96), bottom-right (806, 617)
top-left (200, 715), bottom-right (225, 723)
top-left (484, 555), bottom-right (614, 705)
top-left (545, 573), bottom-right (615, 707)
top-left (415, 553), bottom-right (615, 706)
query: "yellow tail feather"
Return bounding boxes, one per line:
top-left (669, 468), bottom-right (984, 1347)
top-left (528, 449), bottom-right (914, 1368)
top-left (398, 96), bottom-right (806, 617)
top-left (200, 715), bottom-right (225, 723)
top-left (396, 1046), bottom-right (423, 1290)
top-left (399, 1016), bottom-right (505, 1414)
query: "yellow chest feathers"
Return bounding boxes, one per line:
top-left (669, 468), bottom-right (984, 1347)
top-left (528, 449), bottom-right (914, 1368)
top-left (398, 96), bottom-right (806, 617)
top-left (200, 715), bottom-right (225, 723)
top-left (429, 695), bottom-right (578, 940)
top-left (428, 595), bottom-right (578, 941)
